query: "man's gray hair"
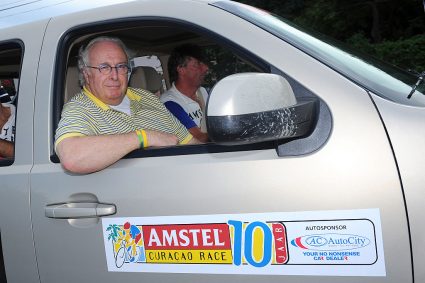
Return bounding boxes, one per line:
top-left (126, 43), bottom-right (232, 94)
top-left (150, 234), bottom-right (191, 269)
top-left (77, 36), bottom-right (131, 86)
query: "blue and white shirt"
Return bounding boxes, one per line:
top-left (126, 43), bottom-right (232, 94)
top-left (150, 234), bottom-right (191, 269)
top-left (160, 83), bottom-right (208, 132)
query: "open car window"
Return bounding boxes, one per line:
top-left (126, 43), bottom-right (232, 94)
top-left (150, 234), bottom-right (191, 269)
top-left (52, 18), bottom-right (312, 162)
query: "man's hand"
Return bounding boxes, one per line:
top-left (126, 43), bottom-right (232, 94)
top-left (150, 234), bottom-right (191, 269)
top-left (144, 130), bottom-right (178, 147)
top-left (188, 126), bottom-right (208, 143)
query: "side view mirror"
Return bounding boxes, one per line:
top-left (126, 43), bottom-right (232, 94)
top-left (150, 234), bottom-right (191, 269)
top-left (206, 73), bottom-right (318, 145)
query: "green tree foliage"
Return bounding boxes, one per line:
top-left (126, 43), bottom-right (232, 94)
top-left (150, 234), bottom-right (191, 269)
top-left (347, 33), bottom-right (425, 71)
top-left (236, 0), bottom-right (425, 72)
top-left (203, 46), bottom-right (260, 89)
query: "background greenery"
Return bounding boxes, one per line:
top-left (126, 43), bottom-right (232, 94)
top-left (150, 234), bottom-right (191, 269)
top-left (236, 0), bottom-right (425, 73)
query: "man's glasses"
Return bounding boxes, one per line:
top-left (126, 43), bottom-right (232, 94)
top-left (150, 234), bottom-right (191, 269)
top-left (85, 63), bottom-right (131, 75)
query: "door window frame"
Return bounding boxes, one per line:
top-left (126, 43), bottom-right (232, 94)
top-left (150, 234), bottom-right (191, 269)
top-left (0, 40), bottom-right (23, 166)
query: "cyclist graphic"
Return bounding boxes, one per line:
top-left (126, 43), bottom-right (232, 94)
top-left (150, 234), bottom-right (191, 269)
top-left (107, 222), bottom-right (145, 268)
top-left (122, 221), bottom-right (142, 262)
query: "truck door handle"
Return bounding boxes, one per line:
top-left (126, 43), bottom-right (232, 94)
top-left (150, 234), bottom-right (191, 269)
top-left (45, 202), bottom-right (116, 219)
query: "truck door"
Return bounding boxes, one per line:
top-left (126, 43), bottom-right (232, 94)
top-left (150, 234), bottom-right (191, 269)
top-left (30, 1), bottom-right (411, 283)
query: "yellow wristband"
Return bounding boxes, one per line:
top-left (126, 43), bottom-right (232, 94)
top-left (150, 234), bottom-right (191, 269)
top-left (135, 130), bottom-right (144, 148)
top-left (141, 129), bottom-right (148, 148)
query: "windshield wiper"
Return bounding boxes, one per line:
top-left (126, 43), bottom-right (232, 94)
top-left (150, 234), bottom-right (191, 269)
top-left (407, 70), bottom-right (425, 99)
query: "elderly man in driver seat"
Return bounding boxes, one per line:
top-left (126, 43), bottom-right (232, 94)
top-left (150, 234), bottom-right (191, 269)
top-left (55, 36), bottom-right (199, 174)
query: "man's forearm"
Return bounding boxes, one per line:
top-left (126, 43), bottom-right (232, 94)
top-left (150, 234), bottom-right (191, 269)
top-left (188, 127), bottom-right (208, 143)
top-left (0, 139), bottom-right (14, 158)
top-left (56, 130), bottom-right (179, 174)
top-left (56, 132), bottom-right (140, 174)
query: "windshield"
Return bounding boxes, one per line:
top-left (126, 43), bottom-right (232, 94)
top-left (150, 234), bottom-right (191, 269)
top-left (212, 1), bottom-right (425, 107)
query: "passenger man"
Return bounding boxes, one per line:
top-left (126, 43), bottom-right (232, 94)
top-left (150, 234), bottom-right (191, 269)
top-left (160, 44), bottom-right (209, 143)
top-left (0, 86), bottom-right (15, 159)
top-left (55, 36), bottom-right (199, 174)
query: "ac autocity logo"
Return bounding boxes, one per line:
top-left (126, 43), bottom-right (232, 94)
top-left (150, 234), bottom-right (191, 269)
top-left (291, 233), bottom-right (370, 251)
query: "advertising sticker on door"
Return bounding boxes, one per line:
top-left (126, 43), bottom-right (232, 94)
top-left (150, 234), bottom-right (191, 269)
top-left (102, 209), bottom-right (385, 276)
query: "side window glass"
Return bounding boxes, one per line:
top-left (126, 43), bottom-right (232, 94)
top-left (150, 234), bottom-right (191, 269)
top-left (204, 46), bottom-right (260, 91)
top-left (0, 42), bottom-right (21, 165)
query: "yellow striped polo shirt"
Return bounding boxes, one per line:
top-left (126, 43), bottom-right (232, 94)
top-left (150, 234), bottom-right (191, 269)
top-left (55, 87), bottom-right (192, 148)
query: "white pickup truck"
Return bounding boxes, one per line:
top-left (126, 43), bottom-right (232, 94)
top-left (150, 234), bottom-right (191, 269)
top-left (1, 0), bottom-right (424, 283)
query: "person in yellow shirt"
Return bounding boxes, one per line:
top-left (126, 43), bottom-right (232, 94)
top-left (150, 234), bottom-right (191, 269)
top-left (55, 36), bottom-right (199, 174)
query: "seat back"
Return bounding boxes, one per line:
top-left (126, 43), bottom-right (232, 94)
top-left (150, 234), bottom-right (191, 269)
top-left (65, 66), bottom-right (81, 102)
top-left (129, 66), bottom-right (163, 95)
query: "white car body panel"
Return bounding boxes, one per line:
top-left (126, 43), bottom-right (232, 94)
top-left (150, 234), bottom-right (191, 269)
top-left (372, 94), bottom-right (425, 281)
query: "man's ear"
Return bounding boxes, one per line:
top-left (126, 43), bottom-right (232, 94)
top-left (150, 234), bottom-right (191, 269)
top-left (83, 69), bottom-right (90, 84)
top-left (177, 65), bottom-right (185, 76)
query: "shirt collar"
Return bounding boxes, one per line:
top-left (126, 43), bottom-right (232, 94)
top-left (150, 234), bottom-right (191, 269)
top-left (171, 83), bottom-right (198, 103)
top-left (82, 86), bottom-right (141, 110)
top-left (127, 88), bottom-right (142, 102)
